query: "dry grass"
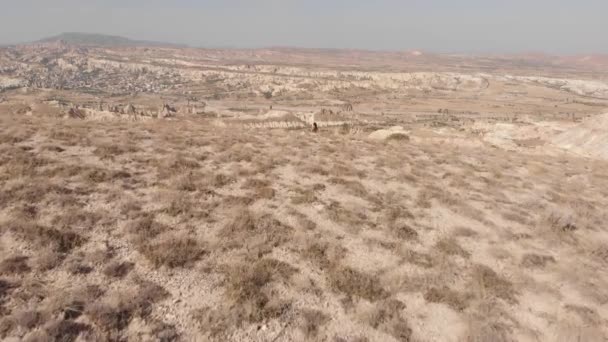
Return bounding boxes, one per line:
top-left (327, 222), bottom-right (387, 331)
top-left (138, 236), bottom-right (205, 268)
top-left (424, 286), bottom-right (471, 311)
top-left (328, 266), bottom-right (388, 301)
top-left (102, 261), bottom-right (134, 278)
top-left (364, 299), bottom-right (412, 341)
top-left (471, 265), bottom-right (518, 304)
top-left (6, 219), bottom-right (85, 254)
top-left (86, 281), bottom-right (169, 337)
top-left (520, 253), bottom-right (556, 269)
top-left (435, 237), bottom-right (471, 258)
top-left (0, 256), bottom-right (31, 275)
top-left (299, 309), bottom-right (331, 339)
top-left (1, 113), bottom-right (606, 341)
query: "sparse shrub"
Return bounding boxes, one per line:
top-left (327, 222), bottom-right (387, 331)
top-left (291, 187), bottom-right (319, 204)
top-left (126, 213), bottom-right (168, 242)
top-left (0, 256), bottom-right (30, 275)
top-left (211, 173), bottom-right (234, 187)
top-left (365, 299), bottom-right (412, 341)
top-left (302, 240), bottom-right (344, 270)
top-left (7, 220), bottom-right (85, 253)
top-left (299, 309), bottom-right (330, 339)
top-left (43, 319), bottom-right (91, 342)
top-left (401, 250), bottom-right (435, 269)
top-left (103, 261), bottom-right (134, 278)
top-left (424, 287), bottom-right (471, 311)
top-left (220, 209), bottom-right (294, 256)
top-left (139, 236), bottom-right (205, 268)
top-left (328, 266), bottom-right (388, 301)
top-left (256, 186), bottom-right (275, 199)
top-left (435, 237), bottom-right (470, 258)
top-left (93, 143), bottom-right (139, 160)
top-left (221, 258), bottom-right (296, 323)
top-left (453, 226), bottom-right (478, 237)
top-left (471, 265), bottom-right (517, 304)
top-left (15, 310), bottom-right (44, 329)
top-left (325, 201), bottom-right (367, 229)
top-left (392, 224), bottom-right (418, 240)
top-left (65, 258), bottom-right (93, 275)
top-left (329, 177), bottom-right (369, 198)
top-left (86, 281), bottom-right (168, 335)
top-left (520, 254), bottom-right (556, 268)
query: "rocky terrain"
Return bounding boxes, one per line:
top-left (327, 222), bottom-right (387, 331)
top-left (1, 37), bottom-right (607, 341)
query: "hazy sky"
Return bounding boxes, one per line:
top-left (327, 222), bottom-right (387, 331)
top-left (1, 0), bottom-right (607, 53)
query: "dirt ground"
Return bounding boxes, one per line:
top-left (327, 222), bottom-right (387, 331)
top-left (1, 110), bottom-right (607, 341)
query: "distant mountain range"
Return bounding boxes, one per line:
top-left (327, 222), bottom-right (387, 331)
top-left (36, 32), bottom-right (188, 48)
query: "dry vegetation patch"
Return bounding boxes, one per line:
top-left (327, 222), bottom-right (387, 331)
top-left (329, 266), bottom-right (388, 301)
top-left (471, 265), bottom-right (518, 304)
top-left (1, 113), bottom-right (607, 341)
top-left (138, 236), bottom-right (205, 268)
top-left (423, 286), bottom-right (471, 311)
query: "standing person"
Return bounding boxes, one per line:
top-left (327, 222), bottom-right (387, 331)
top-left (312, 122), bottom-right (318, 133)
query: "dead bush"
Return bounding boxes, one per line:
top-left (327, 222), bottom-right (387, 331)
top-left (1, 150), bottom-right (50, 178)
top-left (41, 144), bottom-right (66, 153)
top-left (126, 213), bottom-right (168, 242)
top-left (291, 211), bottom-right (317, 231)
top-left (242, 178), bottom-right (271, 190)
top-left (564, 304), bottom-right (602, 325)
top-left (501, 211), bottom-right (529, 225)
top-left (401, 250), bottom-right (435, 269)
top-left (291, 187), bottom-right (319, 204)
top-left (82, 168), bottom-right (131, 184)
top-left (220, 210), bottom-right (294, 256)
top-left (435, 237), bottom-right (470, 258)
top-left (326, 201), bottom-right (368, 229)
top-left (415, 190), bottom-right (432, 209)
top-left (192, 306), bottom-right (232, 338)
top-left (103, 261), bottom-right (134, 279)
top-left (329, 266), bottom-right (388, 301)
top-left (222, 259), bottom-right (296, 323)
top-left (43, 319), bottom-right (91, 342)
top-left (392, 224), bottom-right (418, 240)
top-left (173, 172), bottom-right (198, 192)
top-left (0, 256), bottom-right (31, 275)
top-left (15, 310), bottom-right (44, 329)
top-left (0, 279), bottom-right (16, 301)
top-left (211, 173), bottom-right (235, 187)
top-left (162, 194), bottom-right (202, 218)
top-left (7, 219), bottom-right (85, 253)
top-left (139, 236), bottom-right (205, 268)
top-left (365, 299), bottom-right (412, 341)
top-left (545, 211), bottom-right (578, 233)
top-left (51, 208), bottom-right (102, 230)
top-left (463, 320), bottom-right (512, 342)
top-left (65, 257), bottom-right (94, 275)
top-left (471, 265), bottom-right (517, 304)
top-left (423, 287), bottom-right (471, 311)
top-left (520, 254), bottom-right (556, 269)
top-left (86, 281), bottom-right (168, 335)
top-left (256, 187), bottom-right (275, 199)
top-left (299, 309), bottom-right (330, 339)
top-left (329, 177), bottom-right (369, 198)
top-left (453, 226), bottom-right (478, 238)
top-left (93, 143), bottom-right (139, 160)
top-left (591, 245), bottom-right (608, 265)
top-left (302, 240), bottom-right (345, 270)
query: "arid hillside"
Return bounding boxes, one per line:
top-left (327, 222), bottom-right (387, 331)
top-left (1, 111), bottom-right (607, 341)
